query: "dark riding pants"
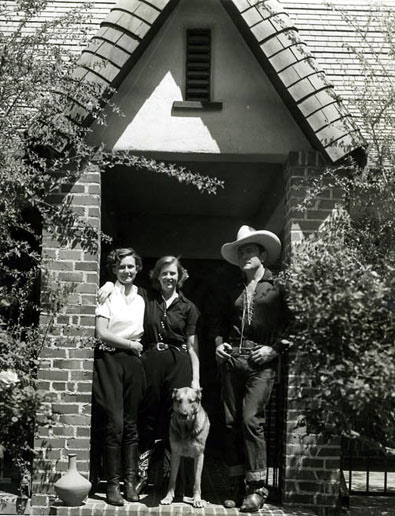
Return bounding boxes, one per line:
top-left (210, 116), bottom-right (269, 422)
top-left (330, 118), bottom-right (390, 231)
top-left (93, 349), bottom-right (146, 447)
top-left (139, 347), bottom-right (192, 453)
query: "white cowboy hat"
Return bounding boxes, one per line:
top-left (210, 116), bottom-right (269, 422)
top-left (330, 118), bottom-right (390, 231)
top-left (221, 225), bottom-right (282, 266)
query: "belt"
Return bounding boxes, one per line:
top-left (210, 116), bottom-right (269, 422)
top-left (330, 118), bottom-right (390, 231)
top-left (231, 335), bottom-right (275, 357)
top-left (145, 342), bottom-right (187, 352)
top-left (229, 338), bottom-right (261, 356)
top-left (230, 346), bottom-right (259, 357)
top-left (231, 338), bottom-right (259, 349)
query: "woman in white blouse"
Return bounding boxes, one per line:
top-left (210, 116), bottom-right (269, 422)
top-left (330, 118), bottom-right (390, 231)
top-left (93, 248), bottom-right (146, 506)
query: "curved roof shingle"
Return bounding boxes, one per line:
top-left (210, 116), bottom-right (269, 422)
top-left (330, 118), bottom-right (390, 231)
top-left (72, 0), bottom-right (366, 163)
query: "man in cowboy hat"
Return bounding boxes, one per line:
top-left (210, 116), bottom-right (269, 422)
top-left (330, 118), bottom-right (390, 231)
top-left (214, 225), bottom-right (287, 512)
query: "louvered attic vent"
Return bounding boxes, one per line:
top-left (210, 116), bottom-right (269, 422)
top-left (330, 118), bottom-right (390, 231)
top-left (185, 29), bottom-right (211, 102)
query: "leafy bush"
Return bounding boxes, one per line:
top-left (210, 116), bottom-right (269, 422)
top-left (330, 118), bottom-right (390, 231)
top-left (279, 2), bottom-right (395, 451)
top-left (0, 327), bottom-right (47, 476)
top-left (280, 199), bottom-right (395, 449)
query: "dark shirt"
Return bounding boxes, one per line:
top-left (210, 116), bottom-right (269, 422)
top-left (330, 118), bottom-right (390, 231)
top-left (215, 269), bottom-right (286, 347)
top-left (141, 289), bottom-right (200, 350)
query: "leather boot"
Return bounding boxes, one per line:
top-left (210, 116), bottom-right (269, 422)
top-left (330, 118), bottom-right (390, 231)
top-left (123, 444), bottom-right (139, 502)
top-left (240, 483), bottom-right (268, 513)
top-left (223, 476), bottom-right (245, 509)
top-left (104, 445), bottom-right (124, 506)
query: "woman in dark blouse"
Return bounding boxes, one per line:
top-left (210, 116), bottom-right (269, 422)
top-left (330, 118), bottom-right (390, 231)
top-left (138, 256), bottom-right (200, 481)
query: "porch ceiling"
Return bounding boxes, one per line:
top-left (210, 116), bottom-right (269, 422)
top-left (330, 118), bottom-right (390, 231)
top-left (103, 161), bottom-right (283, 220)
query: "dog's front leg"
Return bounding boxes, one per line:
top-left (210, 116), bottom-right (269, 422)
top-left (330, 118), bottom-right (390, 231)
top-left (192, 453), bottom-right (205, 508)
top-left (160, 451), bottom-right (181, 505)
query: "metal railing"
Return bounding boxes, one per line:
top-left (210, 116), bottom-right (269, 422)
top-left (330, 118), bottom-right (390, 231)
top-left (341, 438), bottom-right (395, 496)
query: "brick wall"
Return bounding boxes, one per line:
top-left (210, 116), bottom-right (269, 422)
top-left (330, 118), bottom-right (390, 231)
top-left (30, 150), bottom-right (349, 516)
top-left (281, 151), bottom-right (344, 516)
top-left (31, 163), bottom-right (101, 515)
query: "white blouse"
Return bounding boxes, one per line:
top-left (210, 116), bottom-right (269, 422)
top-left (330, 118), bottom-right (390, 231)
top-left (96, 281), bottom-right (145, 340)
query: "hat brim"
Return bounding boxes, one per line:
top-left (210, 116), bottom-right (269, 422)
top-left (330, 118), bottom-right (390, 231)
top-left (221, 231), bottom-right (281, 266)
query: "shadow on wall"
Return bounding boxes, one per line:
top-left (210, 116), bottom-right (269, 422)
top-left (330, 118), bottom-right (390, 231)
top-left (87, 0), bottom-right (311, 157)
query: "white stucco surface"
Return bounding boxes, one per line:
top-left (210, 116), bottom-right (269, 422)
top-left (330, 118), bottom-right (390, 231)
top-left (90, 0), bottom-right (311, 158)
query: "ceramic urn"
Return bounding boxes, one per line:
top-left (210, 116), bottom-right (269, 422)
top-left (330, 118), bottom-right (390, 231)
top-left (54, 454), bottom-right (91, 506)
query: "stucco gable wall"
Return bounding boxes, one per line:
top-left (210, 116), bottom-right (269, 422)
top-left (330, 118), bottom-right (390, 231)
top-left (87, 0), bottom-right (312, 157)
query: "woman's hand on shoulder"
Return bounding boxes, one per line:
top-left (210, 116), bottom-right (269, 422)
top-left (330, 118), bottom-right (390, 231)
top-left (97, 282), bottom-right (115, 304)
top-left (128, 341), bottom-right (143, 357)
top-left (191, 380), bottom-right (200, 390)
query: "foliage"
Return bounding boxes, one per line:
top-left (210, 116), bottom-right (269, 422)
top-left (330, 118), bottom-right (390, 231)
top-left (0, 326), bottom-right (48, 477)
top-left (279, 3), bottom-right (395, 451)
top-left (280, 202), bottom-right (395, 449)
top-left (0, 0), bottom-right (223, 483)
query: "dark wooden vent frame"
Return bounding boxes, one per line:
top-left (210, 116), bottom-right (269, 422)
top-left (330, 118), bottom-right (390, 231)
top-left (172, 28), bottom-right (222, 111)
top-left (186, 28), bottom-right (211, 101)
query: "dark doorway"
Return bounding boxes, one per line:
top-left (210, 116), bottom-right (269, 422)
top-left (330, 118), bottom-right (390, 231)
top-left (93, 158), bottom-right (286, 497)
top-left (100, 158), bottom-right (285, 261)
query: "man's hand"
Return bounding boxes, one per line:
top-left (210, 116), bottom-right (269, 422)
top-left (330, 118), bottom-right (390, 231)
top-left (249, 345), bottom-right (278, 365)
top-left (129, 341), bottom-right (143, 357)
top-left (97, 282), bottom-right (114, 304)
top-left (215, 343), bottom-right (232, 363)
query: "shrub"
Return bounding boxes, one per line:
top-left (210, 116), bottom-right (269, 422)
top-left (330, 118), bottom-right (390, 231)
top-left (279, 1), bottom-right (395, 451)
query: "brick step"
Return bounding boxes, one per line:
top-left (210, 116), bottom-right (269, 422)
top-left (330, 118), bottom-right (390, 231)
top-left (51, 495), bottom-right (314, 516)
top-left (50, 456), bottom-right (314, 516)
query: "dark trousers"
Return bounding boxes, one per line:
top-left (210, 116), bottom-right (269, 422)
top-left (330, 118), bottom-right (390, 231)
top-left (93, 349), bottom-right (146, 447)
top-left (139, 347), bottom-right (192, 452)
top-left (221, 356), bottom-right (275, 484)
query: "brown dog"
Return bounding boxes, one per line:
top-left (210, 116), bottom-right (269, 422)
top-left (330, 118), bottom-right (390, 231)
top-left (160, 387), bottom-right (210, 508)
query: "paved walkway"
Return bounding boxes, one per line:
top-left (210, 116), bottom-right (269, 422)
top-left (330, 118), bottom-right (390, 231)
top-left (343, 470), bottom-right (395, 515)
top-left (349, 496), bottom-right (395, 515)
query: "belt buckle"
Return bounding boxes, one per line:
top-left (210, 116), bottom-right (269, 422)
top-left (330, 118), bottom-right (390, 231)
top-left (157, 342), bottom-right (168, 351)
top-left (231, 347), bottom-right (250, 357)
top-left (238, 348), bottom-right (252, 357)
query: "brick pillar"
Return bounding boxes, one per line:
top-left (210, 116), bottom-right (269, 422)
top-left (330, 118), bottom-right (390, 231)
top-left (281, 151), bottom-right (343, 516)
top-left (31, 163), bottom-right (101, 515)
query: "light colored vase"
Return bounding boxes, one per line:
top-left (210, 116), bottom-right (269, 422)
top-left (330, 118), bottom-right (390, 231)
top-left (54, 454), bottom-right (91, 506)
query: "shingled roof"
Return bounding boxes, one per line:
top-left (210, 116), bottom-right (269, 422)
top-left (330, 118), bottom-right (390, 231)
top-left (72, 0), bottom-right (366, 163)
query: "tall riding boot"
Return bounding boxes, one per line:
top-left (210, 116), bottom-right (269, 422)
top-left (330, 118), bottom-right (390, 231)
top-left (123, 444), bottom-right (139, 502)
top-left (103, 445), bottom-right (124, 506)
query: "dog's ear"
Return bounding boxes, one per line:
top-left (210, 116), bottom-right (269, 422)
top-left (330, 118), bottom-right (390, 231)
top-left (172, 388), bottom-right (179, 399)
